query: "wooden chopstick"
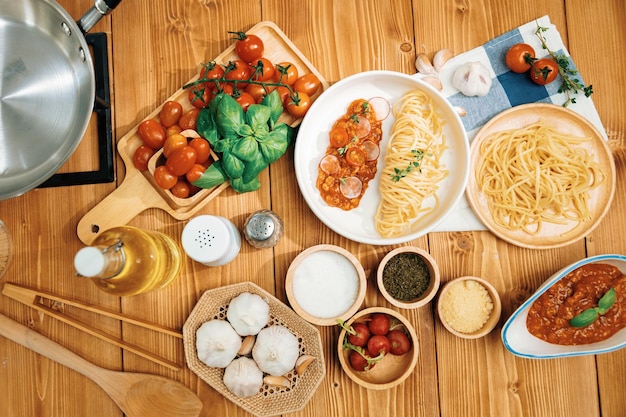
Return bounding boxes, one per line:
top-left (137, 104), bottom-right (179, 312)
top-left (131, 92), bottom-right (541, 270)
top-left (1, 282), bottom-right (183, 371)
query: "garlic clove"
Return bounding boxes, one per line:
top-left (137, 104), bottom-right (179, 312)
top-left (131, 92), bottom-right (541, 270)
top-left (420, 75), bottom-right (443, 91)
top-left (415, 53), bottom-right (436, 75)
top-left (237, 335), bottom-right (256, 356)
top-left (452, 61), bottom-right (492, 97)
top-left (453, 106), bottom-right (467, 117)
top-left (295, 355), bottom-right (315, 375)
top-left (263, 375), bottom-right (291, 388)
top-left (433, 49), bottom-right (454, 72)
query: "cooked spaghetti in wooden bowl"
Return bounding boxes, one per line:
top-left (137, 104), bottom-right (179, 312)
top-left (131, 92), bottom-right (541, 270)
top-left (466, 103), bottom-right (615, 249)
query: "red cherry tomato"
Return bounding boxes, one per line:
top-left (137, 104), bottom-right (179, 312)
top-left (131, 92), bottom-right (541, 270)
top-left (272, 61), bottom-right (298, 85)
top-left (505, 43), bottom-right (536, 73)
top-left (367, 335), bottom-right (391, 357)
top-left (185, 163), bottom-right (207, 184)
top-left (179, 108), bottom-right (201, 130)
top-left (189, 137), bottom-right (211, 164)
top-left (162, 134), bottom-right (187, 158)
top-left (166, 146), bottom-right (197, 176)
top-left (286, 91), bottom-right (312, 117)
top-left (530, 58), bottom-right (559, 85)
top-left (368, 313), bottom-right (390, 335)
top-left (188, 86), bottom-right (211, 109)
top-left (387, 330), bottom-right (411, 355)
top-left (249, 57), bottom-right (275, 81)
top-left (230, 32), bottom-right (264, 63)
top-left (345, 147), bottom-right (367, 167)
top-left (224, 59), bottom-right (252, 89)
top-left (153, 165), bottom-right (177, 190)
top-left (170, 180), bottom-right (191, 199)
top-left (200, 61), bottom-right (225, 82)
top-left (245, 83), bottom-right (268, 102)
top-left (234, 91), bottom-right (256, 111)
top-left (165, 125), bottom-right (182, 137)
top-left (132, 145), bottom-right (155, 171)
top-left (294, 73), bottom-right (321, 96)
top-left (272, 86), bottom-right (292, 107)
top-left (159, 101), bottom-right (183, 127)
top-left (347, 323), bottom-right (371, 347)
top-left (137, 119), bottom-right (166, 149)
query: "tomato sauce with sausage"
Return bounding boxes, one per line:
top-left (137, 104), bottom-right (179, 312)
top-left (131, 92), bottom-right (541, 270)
top-left (316, 99), bottom-right (383, 211)
top-left (526, 263), bottom-right (626, 345)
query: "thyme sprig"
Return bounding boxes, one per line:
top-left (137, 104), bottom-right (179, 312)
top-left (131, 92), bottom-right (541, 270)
top-left (391, 149), bottom-right (424, 182)
top-left (534, 24), bottom-right (594, 107)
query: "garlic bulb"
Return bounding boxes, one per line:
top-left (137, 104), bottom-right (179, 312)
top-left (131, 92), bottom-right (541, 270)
top-left (452, 61), bottom-right (492, 96)
top-left (196, 319), bottom-right (242, 368)
top-left (223, 357), bottom-right (264, 398)
top-left (226, 292), bottom-right (270, 336)
top-left (252, 325), bottom-right (299, 376)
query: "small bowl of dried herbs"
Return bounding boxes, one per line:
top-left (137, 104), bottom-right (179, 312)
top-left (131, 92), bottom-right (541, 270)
top-left (376, 246), bottom-right (440, 309)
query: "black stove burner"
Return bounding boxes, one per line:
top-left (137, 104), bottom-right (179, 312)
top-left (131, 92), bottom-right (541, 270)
top-left (39, 33), bottom-right (115, 188)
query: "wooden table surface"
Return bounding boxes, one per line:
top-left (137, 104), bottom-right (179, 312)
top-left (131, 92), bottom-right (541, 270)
top-left (1, 1), bottom-right (625, 416)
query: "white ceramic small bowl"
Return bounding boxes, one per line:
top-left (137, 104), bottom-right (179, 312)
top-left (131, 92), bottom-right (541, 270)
top-left (286, 244), bottom-right (367, 326)
top-left (502, 254), bottom-right (626, 358)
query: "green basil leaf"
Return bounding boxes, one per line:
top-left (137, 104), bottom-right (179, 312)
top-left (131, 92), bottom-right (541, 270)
top-left (230, 176), bottom-right (261, 193)
top-left (221, 151), bottom-right (246, 179)
top-left (260, 90), bottom-right (284, 124)
top-left (569, 308), bottom-right (599, 328)
top-left (246, 104), bottom-right (271, 132)
top-left (216, 94), bottom-right (245, 137)
top-left (259, 124), bottom-right (290, 163)
top-left (196, 108), bottom-right (219, 146)
top-left (598, 287), bottom-right (616, 313)
top-left (191, 161), bottom-right (227, 189)
top-left (231, 135), bottom-right (260, 162)
top-left (241, 157), bottom-right (268, 183)
top-left (213, 136), bottom-right (233, 154)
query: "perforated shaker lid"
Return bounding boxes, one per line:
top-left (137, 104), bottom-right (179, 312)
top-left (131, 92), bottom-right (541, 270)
top-left (181, 215), bottom-right (240, 266)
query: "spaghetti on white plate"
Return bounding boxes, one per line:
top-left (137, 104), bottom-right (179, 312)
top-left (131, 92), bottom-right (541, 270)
top-left (475, 122), bottom-right (605, 235)
top-left (375, 89), bottom-right (449, 237)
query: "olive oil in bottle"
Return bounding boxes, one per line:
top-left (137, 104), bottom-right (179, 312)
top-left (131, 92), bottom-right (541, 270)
top-left (74, 226), bottom-right (182, 296)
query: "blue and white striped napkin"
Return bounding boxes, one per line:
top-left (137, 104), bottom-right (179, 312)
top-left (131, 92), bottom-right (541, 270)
top-left (419, 15), bottom-right (606, 232)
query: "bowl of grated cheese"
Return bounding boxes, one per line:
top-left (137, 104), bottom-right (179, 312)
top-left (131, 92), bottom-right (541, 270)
top-left (285, 244), bottom-right (367, 326)
top-left (436, 276), bottom-right (501, 339)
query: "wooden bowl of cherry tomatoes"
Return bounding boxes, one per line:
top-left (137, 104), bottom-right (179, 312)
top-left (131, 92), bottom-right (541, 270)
top-left (337, 307), bottom-right (418, 390)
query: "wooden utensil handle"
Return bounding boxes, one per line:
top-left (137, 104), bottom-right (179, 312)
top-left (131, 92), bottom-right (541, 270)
top-left (0, 313), bottom-right (100, 380)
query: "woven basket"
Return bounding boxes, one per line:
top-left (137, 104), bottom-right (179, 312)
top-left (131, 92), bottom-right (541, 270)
top-left (183, 282), bottom-right (326, 417)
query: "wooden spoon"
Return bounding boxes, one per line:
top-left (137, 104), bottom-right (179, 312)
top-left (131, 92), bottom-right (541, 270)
top-left (0, 313), bottom-right (203, 417)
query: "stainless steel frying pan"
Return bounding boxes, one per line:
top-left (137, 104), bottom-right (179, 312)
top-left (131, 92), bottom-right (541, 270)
top-left (0, 0), bottom-right (121, 201)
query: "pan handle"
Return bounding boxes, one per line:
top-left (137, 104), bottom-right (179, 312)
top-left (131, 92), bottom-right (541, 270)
top-left (77, 0), bottom-right (123, 33)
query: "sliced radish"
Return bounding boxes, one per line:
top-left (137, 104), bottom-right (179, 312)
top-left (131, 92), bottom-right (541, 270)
top-left (319, 154), bottom-right (340, 175)
top-left (363, 140), bottom-right (380, 161)
top-left (354, 115), bottom-right (371, 138)
top-left (367, 96), bottom-right (391, 121)
top-left (340, 176), bottom-right (363, 199)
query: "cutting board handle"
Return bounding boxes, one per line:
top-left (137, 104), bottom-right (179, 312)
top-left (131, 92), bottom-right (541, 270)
top-left (77, 172), bottom-right (160, 245)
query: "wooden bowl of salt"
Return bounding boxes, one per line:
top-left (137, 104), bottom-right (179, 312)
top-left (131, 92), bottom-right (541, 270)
top-left (285, 244), bottom-right (366, 326)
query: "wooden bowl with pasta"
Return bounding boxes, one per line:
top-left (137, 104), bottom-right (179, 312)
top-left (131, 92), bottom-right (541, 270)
top-left (466, 103), bottom-right (615, 249)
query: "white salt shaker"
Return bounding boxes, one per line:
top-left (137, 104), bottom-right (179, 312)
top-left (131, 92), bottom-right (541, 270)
top-left (181, 215), bottom-right (241, 266)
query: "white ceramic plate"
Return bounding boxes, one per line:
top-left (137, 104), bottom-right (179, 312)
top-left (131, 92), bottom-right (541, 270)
top-left (501, 254), bottom-right (626, 359)
top-left (294, 71), bottom-right (469, 245)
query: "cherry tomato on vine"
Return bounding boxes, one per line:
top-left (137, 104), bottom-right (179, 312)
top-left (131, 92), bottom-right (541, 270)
top-left (272, 61), bottom-right (299, 85)
top-left (345, 147), bottom-right (366, 167)
top-left (185, 163), bottom-right (206, 183)
top-left (200, 61), bottom-right (225, 82)
top-left (170, 180), bottom-right (191, 199)
top-left (294, 73), bottom-right (321, 96)
top-left (272, 86), bottom-right (292, 106)
top-left (159, 101), bottom-right (183, 127)
top-left (245, 83), bottom-right (268, 102)
top-left (132, 145), bottom-right (155, 171)
top-left (234, 91), bottom-right (256, 111)
top-left (229, 31), bottom-right (264, 63)
top-left (189, 137), bottom-right (211, 164)
top-left (137, 119), bottom-right (166, 149)
top-left (249, 57), bottom-right (275, 81)
top-left (188, 86), bottom-right (211, 109)
top-left (224, 60), bottom-right (252, 88)
top-left (154, 165), bottom-right (178, 190)
top-left (505, 43), bottom-right (536, 73)
top-left (530, 58), bottom-right (559, 85)
top-left (286, 91), bottom-right (312, 117)
top-left (163, 134), bottom-right (188, 158)
top-left (329, 126), bottom-right (350, 148)
top-left (179, 108), bottom-right (201, 130)
top-left (166, 145), bottom-right (197, 176)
